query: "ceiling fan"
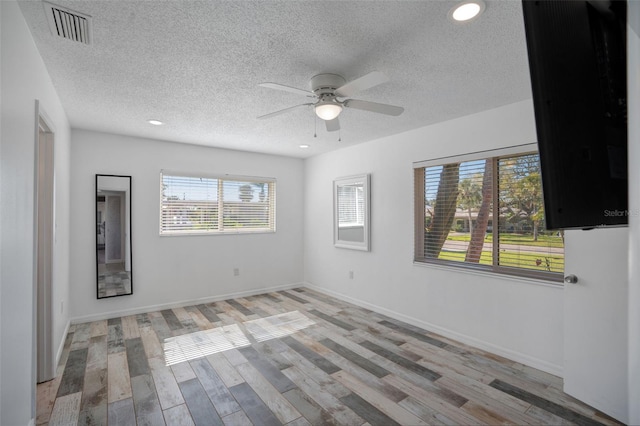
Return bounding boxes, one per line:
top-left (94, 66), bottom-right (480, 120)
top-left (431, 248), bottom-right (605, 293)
top-left (257, 71), bottom-right (404, 132)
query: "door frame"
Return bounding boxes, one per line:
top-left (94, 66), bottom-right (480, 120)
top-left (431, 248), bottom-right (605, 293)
top-left (34, 100), bottom-right (56, 384)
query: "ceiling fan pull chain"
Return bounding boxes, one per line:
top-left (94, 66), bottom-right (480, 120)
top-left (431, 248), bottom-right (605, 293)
top-left (314, 114), bottom-right (317, 138)
top-left (338, 128), bottom-right (342, 142)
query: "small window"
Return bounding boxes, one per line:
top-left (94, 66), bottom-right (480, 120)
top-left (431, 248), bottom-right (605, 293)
top-left (414, 145), bottom-right (564, 282)
top-left (160, 172), bottom-right (275, 235)
top-left (338, 183), bottom-right (365, 228)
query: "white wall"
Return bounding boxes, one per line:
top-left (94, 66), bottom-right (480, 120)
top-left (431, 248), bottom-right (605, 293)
top-left (69, 130), bottom-right (304, 321)
top-left (304, 100), bottom-right (565, 374)
top-left (628, 1), bottom-right (640, 423)
top-left (0, 2), bottom-right (71, 424)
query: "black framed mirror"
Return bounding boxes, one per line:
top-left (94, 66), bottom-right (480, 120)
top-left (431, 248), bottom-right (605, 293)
top-left (96, 174), bottom-right (132, 298)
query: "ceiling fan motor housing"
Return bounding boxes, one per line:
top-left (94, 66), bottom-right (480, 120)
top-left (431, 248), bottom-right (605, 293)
top-left (310, 73), bottom-right (346, 96)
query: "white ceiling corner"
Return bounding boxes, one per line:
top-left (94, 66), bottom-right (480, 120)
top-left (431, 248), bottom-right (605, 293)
top-left (17, 0), bottom-right (532, 158)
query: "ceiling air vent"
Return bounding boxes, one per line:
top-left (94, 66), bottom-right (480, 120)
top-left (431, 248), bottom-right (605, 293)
top-left (43, 2), bottom-right (92, 45)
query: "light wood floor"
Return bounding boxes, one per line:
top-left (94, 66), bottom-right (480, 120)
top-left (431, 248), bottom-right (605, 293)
top-left (38, 288), bottom-right (621, 425)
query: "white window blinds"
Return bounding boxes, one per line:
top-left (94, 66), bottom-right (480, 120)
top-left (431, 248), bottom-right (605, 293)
top-left (414, 146), bottom-right (564, 281)
top-left (496, 154), bottom-right (562, 272)
top-left (337, 184), bottom-right (365, 227)
top-left (422, 159), bottom-right (492, 263)
top-left (160, 172), bottom-right (275, 235)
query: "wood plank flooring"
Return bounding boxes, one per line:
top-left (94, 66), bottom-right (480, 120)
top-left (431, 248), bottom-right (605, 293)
top-left (38, 288), bottom-right (622, 425)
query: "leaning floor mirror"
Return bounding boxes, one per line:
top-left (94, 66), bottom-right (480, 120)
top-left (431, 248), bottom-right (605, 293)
top-left (334, 174), bottom-right (370, 251)
top-left (96, 174), bottom-right (133, 298)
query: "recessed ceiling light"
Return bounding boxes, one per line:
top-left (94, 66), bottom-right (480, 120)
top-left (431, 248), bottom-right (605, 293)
top-left (449, 0), bottom-right (485, 22)
top-left (148, 119), bottom-right (164, 126)
top-left (299, 144), bottom-right (310, 149)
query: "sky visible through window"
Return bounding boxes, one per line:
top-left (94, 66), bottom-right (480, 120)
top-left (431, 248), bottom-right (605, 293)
top-left (424, 159), bottom-right (485, 201)
top-left (163, 176), bottom-right (262, 202)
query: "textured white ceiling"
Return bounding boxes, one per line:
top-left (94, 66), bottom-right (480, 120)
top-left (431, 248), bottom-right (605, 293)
top-left (18, 0), bottom-right (532, 158)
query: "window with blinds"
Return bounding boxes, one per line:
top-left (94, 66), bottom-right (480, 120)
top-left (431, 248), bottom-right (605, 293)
top-left (160, 172), bottom-right (275, 235)
top-left (337, 184), bottom-right (365, 228)
top-left (414, 146), bottom-right (564, 282)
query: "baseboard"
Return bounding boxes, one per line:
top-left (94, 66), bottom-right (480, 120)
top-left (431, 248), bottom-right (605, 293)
top-left (56, 320), bottom-right (71, 367)
top-left (70, 282), bottom-right (303, 324)
top-left (304, 282), bottom-right (564, 377)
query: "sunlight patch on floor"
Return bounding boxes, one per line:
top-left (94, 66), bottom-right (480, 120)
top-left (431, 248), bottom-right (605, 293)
top-left (163, 310), bottom-right (314, 365)
top-left (164, 324), bottom-right (250, 365)
top-left (244, 310), bottom-right (315, 342)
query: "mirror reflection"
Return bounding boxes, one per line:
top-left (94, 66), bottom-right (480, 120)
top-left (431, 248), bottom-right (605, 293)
top-left (96, 174), bottom-right (132, 298)
top-left (334, 174), bottom-right (370, 251)
top-left (337, 183), bottom-right (365, 242)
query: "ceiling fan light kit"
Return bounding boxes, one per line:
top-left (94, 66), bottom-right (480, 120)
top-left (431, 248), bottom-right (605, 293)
top-left (258, 71), bottom-right (404, 132)
top-left (315, 101), bottom-right (343, 121)
top-left (311, 73), bottom-right (346, 121)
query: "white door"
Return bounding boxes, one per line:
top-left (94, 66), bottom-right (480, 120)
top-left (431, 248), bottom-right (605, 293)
top-left (563, 227), bottom-right (628, 423)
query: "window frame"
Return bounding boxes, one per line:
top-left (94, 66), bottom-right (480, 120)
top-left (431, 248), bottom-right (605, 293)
top-left (334, 174), bottom-right (371, 251)
top-left (413, 143), bottom-right (563, 283)
top-left (159, 170), bottom-right (276, 236)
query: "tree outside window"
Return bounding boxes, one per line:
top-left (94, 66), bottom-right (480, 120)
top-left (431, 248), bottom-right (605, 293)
top-left (415, 150), bottom-right (563, 281)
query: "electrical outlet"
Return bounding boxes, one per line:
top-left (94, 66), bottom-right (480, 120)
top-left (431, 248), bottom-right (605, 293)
top-left (233, 268), bottom-right (240, 276)
top-left (349, 271), bottom-right (354, 279)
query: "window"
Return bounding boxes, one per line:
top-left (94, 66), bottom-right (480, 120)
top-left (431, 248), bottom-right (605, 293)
top-left (160, 171), bottom-right (275, 235)
top-left (337, 184), bottom-right (365, 228)
top-left (414, 144), bottom-right (564, 281)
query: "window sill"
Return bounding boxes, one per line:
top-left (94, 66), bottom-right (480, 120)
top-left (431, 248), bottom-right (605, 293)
top-left (412, 260), bottom-right (564, 288)
top-left (160, 229), bottom-right (275, 237)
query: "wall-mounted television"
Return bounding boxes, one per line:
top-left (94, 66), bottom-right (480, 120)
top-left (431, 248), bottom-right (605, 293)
top-left (522, 0), bottom-right (627, 230)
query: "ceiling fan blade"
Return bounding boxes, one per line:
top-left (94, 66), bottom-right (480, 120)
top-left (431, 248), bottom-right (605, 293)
top-left (344, 99), bottom-right (404, 116)
top-left (257, 103), bottom-right (313, 120)
top-left (325, 117), bottom-right (340, 132)
top-left (334, 71), bottom-right (389, 97)
top-left (258, 82), bottom-right (314, 97)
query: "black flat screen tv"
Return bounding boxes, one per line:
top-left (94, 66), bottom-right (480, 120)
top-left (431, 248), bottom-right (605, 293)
top-left (522, 0), bottom-right (627, 230)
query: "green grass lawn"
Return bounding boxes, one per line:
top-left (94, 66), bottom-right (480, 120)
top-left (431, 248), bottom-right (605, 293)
top-left (438, 249), bottom-right (564, 273)
top-left (447, 232), bottom-right (564, 248)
